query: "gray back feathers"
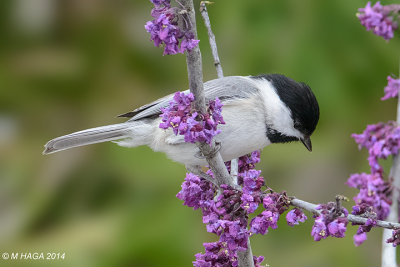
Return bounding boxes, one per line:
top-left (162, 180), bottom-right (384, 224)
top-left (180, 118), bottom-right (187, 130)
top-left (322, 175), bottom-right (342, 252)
top-left (119, 76), bottom-right (259, 121)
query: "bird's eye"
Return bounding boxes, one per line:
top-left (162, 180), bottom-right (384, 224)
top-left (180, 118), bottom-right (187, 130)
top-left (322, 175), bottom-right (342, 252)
top-left (294, 121), bottom-right (301, 129)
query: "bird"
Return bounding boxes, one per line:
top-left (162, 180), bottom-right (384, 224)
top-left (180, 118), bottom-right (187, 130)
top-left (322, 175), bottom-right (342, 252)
top-left (43, 73), bottom-right (320, 168)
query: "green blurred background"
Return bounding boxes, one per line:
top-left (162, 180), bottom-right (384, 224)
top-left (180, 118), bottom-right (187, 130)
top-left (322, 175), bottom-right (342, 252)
top-left (0, 0), bottom-right (399, 266)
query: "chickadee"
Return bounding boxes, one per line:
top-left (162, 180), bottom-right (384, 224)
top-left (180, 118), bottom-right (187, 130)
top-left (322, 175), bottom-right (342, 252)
top-left (43, 74), bottom-right (320, 167)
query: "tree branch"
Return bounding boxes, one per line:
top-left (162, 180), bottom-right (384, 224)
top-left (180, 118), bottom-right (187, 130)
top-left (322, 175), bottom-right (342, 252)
top-left (200, 1), bottom-right (224, 78)
top-left (290, 198), bottom-right (400, 229)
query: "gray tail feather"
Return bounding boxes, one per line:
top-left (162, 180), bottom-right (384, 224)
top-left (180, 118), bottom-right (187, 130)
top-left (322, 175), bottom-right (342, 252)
top-left (43, 123), bottom-right (134, 155)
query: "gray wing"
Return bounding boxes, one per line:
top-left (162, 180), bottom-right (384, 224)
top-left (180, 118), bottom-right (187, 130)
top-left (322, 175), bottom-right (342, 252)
top-left (121, 76), bottom-right (259, 121)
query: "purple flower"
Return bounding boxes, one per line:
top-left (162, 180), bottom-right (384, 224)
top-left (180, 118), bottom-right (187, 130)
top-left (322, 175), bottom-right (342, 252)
top-left (219, 220), bottom-right (249, 252)
top-left (248, 192), bottom-right (290, 235)
top-left (262, 191), bottom-right (290, 214)
top-left (179, 33), bottom-right (200, 54)
top-left (350, 219), bottom-right (377, 246)
top-left (181, 176), bottom-right (253, 265)
top-left (347, 172), bottom-right (391, 221)
top-left (183, 112), bottom-right (223, 144)
top-left (351, 122), bottom-right (400, 176)
top-left (387, 229), bottom-right (400, 247)
top-left (354, 232), bottom-right (368, 247)
top-left (242, 170), bottom-right (263, 191)
top-left (327, 218), bottom-right (348, 238)
top-left (199, 211), bottom-right (250, 264)
top-left (286, 208), bottom-right (307, 226)
top-left (193, 242), bottom-right (231, 267)
top-left (145, 0), bottom-right (199, 55)
top-left (176, 173), bottom-right (215, 210)
top-left (159, 92), bottom-right (193, 130)
top-left (358, 2), bottom-right (383, 30)
top-left (194, 241), bottom-right (261, 267)
top-left (253, 256), bottom-right (265, 267)
top-left (160, 92), bottom-right (225, 144)
top-left (357, 2), bottom-right (400, 40)
top-left (145, 12), bottom-right (181, 55)
top-left (238, 151), bottom-right (261, 173)
top-left (224, 150), bottom-right (262, 186)
top-left (240, 192), bottom-right (258, 214)
top-left (382, 76), bottom-right (400, 101)
top-left (311, 202), bottom-right (349, 241)
top-left (311, 216), bottom-right (328, 241)
top-left (250, 210), bottom-right (279, 235)
top-left (178, 152), bottom-right (265, 264)
top-left (209, 98), bottom-right (225, 124)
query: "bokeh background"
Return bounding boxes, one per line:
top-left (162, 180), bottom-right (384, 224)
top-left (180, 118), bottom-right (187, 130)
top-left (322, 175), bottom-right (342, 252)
top-left (0, 0), bottom-right (399, 266)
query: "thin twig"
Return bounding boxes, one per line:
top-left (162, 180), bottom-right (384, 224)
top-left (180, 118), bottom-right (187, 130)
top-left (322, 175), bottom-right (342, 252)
top-left (290, 198), bottom-right (400, 229)
top-left (200, 1), bottom-right (224, 78)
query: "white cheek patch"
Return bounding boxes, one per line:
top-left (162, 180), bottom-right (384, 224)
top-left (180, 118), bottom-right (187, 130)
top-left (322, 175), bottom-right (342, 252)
top-left (244, 77), bottom-right (302, 138)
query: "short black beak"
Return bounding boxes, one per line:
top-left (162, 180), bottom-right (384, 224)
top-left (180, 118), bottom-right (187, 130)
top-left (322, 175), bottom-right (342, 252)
top-left (301, 136), bottom-right (312, 152)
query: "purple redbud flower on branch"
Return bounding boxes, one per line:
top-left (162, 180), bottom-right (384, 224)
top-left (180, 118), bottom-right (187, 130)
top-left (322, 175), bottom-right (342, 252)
top-left (347, 173), bottom-right (391, 221)
top-left (354, 232), bottom-right (368, 247)
top-left (176, 172), bottom-right (215, 210)
top-left (237, 150), bottom-right (261, 173)
top-left (193, 241), bottom-right (265, 267)
top-left (253, 255), bottom-right (265, 267)
top-left (311, 216), bottom-right (328, 241)
top-left (193, 241), bottom-right (231, 267)
top-left (159, 92), bottom-right (225, 144)
top-left (145, 0), bottom-right (199, 55)
top-left (224, 150), bottom-right (261, 184)
top-left (353, 218), bottom-right (377, 246)
top-left (249, 191), bottom-right (290, 235)
top-left (286, 208), bottom-right (307, 226)
top-left (386, 229), bottom-right (400, 247)
top-left (178, 163), bottom-right (268, 265)
top-left (178, 172), bottom-right (251, 266)
top-left (311, 202), bottom-right (349, 241)
top-left (240, 169), bottom-right (264, 214)
top-left (250, 210), bottom-right (279, 235)
top-left (348, 120), bottom-right (396, 245)
top-left (352, 121), bottom-right (400, 174)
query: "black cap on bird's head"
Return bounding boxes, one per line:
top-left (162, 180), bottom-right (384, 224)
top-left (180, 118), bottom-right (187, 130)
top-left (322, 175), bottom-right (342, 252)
top-left (253, 73), bottom-right (320, 151)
